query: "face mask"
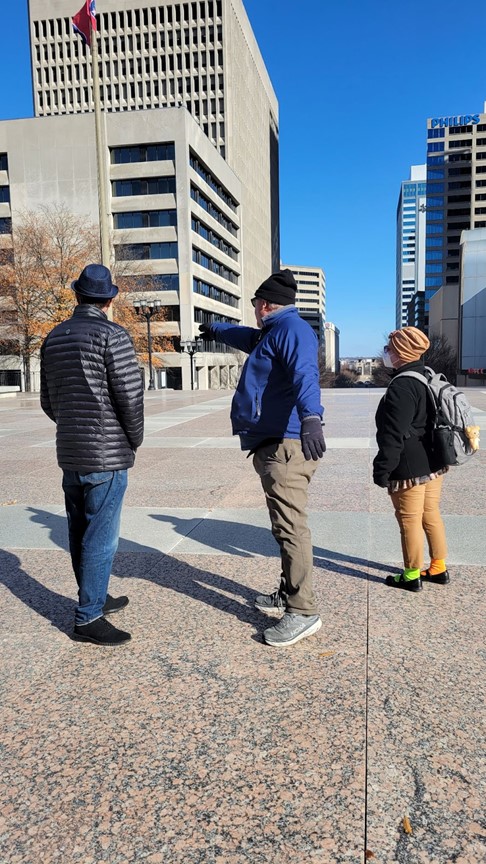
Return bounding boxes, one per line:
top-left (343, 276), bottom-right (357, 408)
top-left (383, 351), bottom-right (394, 369)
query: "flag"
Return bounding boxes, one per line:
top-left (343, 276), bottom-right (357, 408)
top-left (72, 1), bottom-right (97, 47)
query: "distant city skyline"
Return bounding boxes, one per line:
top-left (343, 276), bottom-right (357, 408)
top-left (1, 1), bottom-right (486, 353)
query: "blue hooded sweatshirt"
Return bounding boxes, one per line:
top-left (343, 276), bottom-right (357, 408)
top-left (209, 306), bottom-right (323, 450)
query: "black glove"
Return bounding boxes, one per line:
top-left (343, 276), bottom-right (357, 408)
top-left (198, 323), bottom-right (212, 336)
top-left (301, 416), bottom-right (326, 461)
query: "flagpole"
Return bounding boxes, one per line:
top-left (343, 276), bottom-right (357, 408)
top-left (90, 19), bottom-right (110, 268)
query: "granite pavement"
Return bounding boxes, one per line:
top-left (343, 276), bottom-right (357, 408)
top-left (0, 388), bottom-right (485, 864)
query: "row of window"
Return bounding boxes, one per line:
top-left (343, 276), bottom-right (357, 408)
top-left (189, 152), bottom-right (237, 211)
top-left (34, 4), bottom-right (223, 41)
top-left (114, 209), bottom-right (177, 230)
top-left (115, 241), bottom-right (178, 261)
top-left (190, 185), bottom-right (238, 236)
top-left (191, 217), bottom-right (238, 260)
top-left (111, 144), bottom-right (175, 165)
top-left (112, 177), bottom-right (176, 197)
top-left (194, 308), bottom-right (238, 325)
top-left (192, 247), bottom-right (238, 284)
top-left (193, 278), bottom-right (239, 308)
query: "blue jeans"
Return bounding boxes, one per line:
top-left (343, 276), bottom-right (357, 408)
top-left (62, 470), bottom-right (128, 625)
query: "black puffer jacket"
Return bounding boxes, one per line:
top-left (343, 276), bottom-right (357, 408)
top-left (373, 360), bottom-right (444, 487)
top-left (40, 304), bottom-right (144, 472)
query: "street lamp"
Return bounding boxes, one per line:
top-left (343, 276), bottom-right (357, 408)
top-left (132, 297), bottom-right (162, 390)
top-left (180, 337), bottom-right (203, 391)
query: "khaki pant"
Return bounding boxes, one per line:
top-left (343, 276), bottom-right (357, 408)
top-left (253, 439), bottom-right (319, 615)
top-left (390, 476), bottom-right (448, 570)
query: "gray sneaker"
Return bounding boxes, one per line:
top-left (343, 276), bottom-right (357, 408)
top-left (263, 613), bottom-right (322, 647)
top-left (254, 590), bottom-right (285, 612)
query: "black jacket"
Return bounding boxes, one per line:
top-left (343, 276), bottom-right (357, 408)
top-left (40, 304), bottom-right (144, 472)
top-left (373, 360), bottom-right (443, 487)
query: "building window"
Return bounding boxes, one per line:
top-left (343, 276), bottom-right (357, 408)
top-left (110, 143), bottom-right (175, 164)
top-left (115, 241), bottom-right (178, 260)
top-left (190, 184), bottom-right (238, 235)
top-left (112, 177), bottom-right (176, 196)
top-left (193, 277), bottom-right (240, 308)
top-left (0, 217), bottom-right (12, 233)
top-left (0, 186), bottom-right (10, 203)
top-left (192, 247), bottom-right (238, 283)
top-left (191, 217), bottom-right (238, 260)
top-left (113, 210), bottom-right (177, 229)
top-left (189, 151), bottom-right (238, 211)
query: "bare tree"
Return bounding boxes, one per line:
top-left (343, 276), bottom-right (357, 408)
top-left (371, 359), bottom-right (393, 387)
top-left (333, 370), bottom-right (359, 388)
top-left (0, 208), bottom-right (178, 390)
top-left (423, 332), bottom-right (457, 382)
top-left (0, 205), bottom-right (99, 390)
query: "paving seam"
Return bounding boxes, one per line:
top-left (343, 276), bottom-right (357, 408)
top-left (163, 508), bottom-right (214, 553)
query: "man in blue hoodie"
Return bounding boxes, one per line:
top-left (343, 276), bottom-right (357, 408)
top-left (199, 269), bottom-right (325, 647)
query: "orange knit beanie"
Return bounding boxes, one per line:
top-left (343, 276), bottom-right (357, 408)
top-left (388, 327), bottom-right (430, 362)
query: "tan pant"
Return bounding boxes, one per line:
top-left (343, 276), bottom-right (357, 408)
top-left (253, 439), bottom-right (319, 615)
top-left (390, 476), bottom-right (448, 570)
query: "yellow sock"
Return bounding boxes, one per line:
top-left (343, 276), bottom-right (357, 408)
top-left (421, 558), bottom-right (446, 576)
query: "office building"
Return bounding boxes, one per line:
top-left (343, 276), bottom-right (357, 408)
top-left (0, 1), bottom-right (280, 389)
top-left (28, 0), bottom-right (280, 316)
top-left (283, 264), bottom-right (326, 343)
top-left (396, 165), bottom-right (426, 328)
top-left (430, 227), bottom-right (486, 385)
top-left (425, 101), bottom-right (486, 353)
top-left (0, 107), bottom-right (244, 390)
top-left (323, 322), bottom-right (339, 373)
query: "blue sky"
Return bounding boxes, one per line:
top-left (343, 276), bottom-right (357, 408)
top-left (1, 1), bottom-right (486, 354)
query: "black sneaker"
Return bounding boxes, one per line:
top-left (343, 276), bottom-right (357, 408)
top-left (103, 593), bottom-right (129, 615)
top-left (385, 573), bottom-right (423, 592)
top-left (254, 590), bottom-right (285, 612)
top-left (420, 568), bottom-right (450, 585)
top-left (73, 617), bottom-right (131, 646)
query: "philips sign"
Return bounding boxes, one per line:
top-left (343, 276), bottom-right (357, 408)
top-left (431, 114), bottom-right (480, 128)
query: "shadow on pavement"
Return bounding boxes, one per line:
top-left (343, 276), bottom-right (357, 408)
top-left (152, 512), bottom-right (388, 583)
top-left (2, 508), bottom-right (391, 635)
top-left (0, 549), bottom-right (74, 634)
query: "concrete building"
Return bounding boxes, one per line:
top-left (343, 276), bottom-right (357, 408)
top-left (431, 228), bottom-right (486, 385)
top-left (0, 107), bottom-right (244, 390)
top-left (0, 1), bottom-right (280, 389)
top-left (396, 165), bottom-right (426, 329)
top-left (28, 0), bottom-right (280, 315)
top-left (323, 321), bottom-right (339, 373)
top-left (283, 264), bottom-right (326, 344)
top-left (459, 229), bottom-right (486, 382)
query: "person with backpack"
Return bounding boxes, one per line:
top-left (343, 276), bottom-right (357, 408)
top-left (373, 327), bottom-right (449, 591)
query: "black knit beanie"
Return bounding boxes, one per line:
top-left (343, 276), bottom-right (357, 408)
top-left (252, 269), bottom-right (297, 306)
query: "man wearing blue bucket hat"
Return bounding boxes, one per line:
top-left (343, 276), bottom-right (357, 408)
top-left (40, 264), bottom-right (144, 646)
